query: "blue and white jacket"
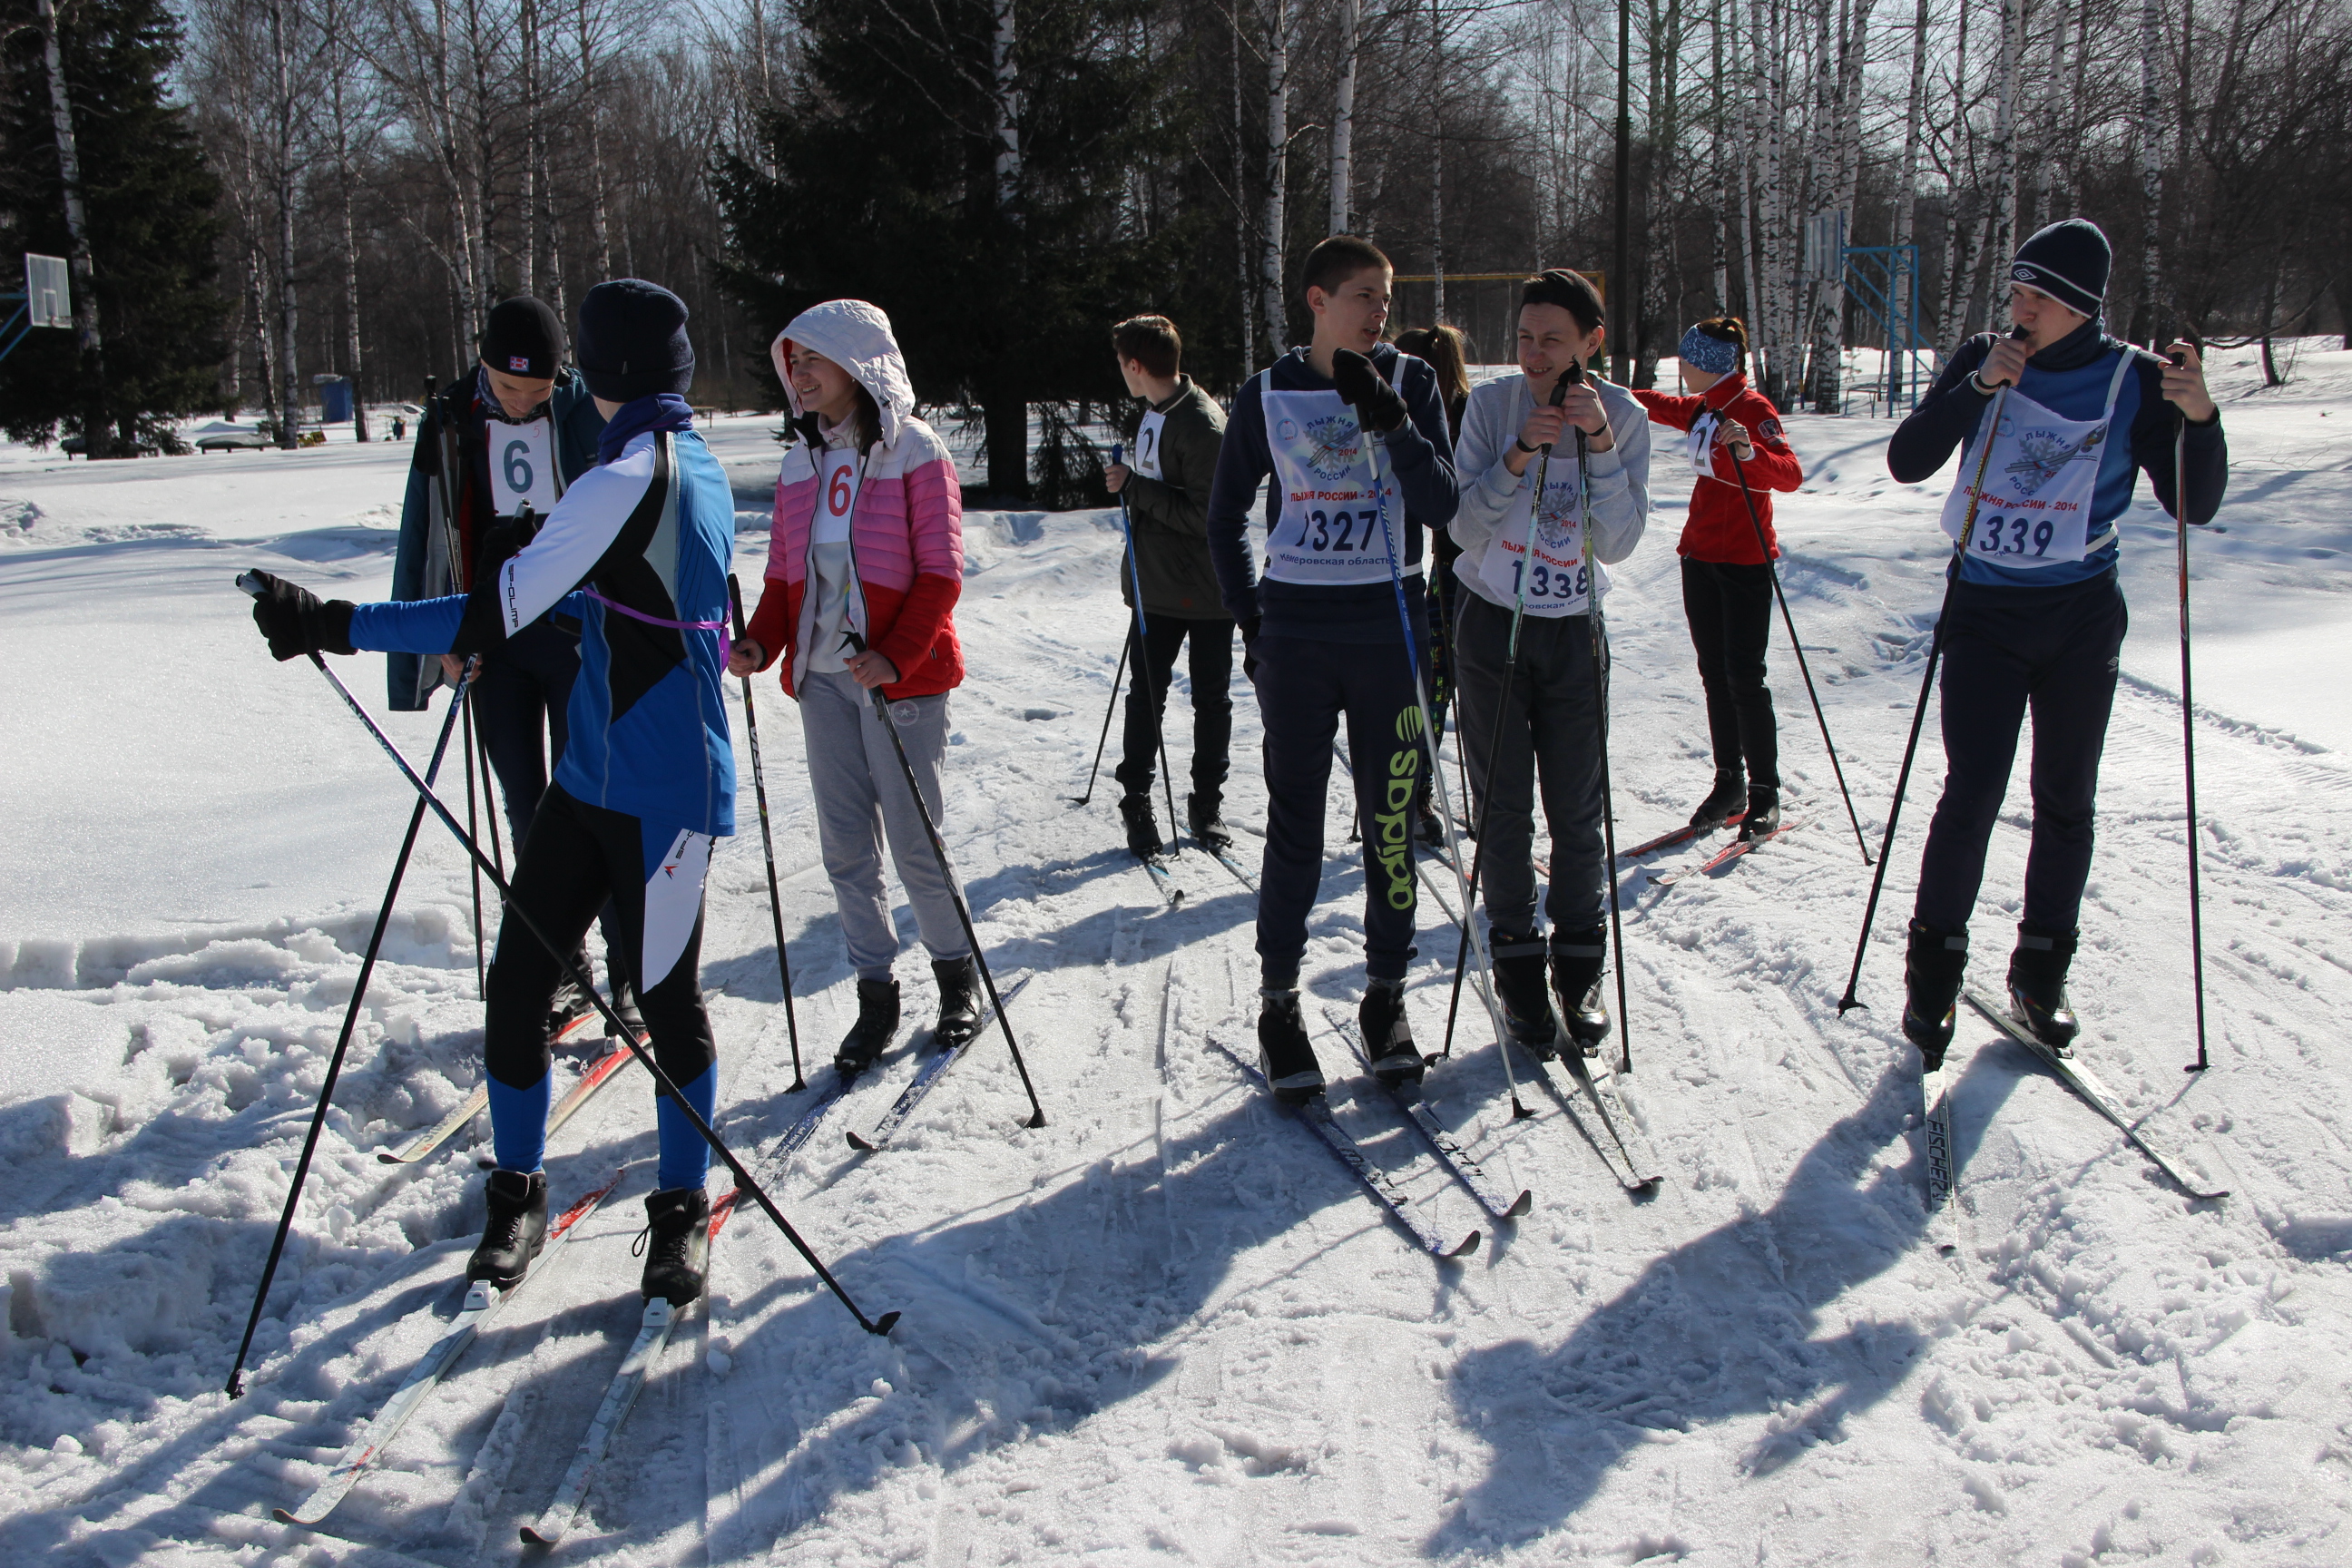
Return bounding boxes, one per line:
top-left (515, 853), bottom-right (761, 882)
top-left (348, 395), bottom-right (737, 836)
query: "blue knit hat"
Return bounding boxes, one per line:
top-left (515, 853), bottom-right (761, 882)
top-left (575, 279), bottom-right (694, 401)
top-left (1677, 323), bottom-right (1742, 376)
top-left (2010, 219), bottom-right (2110, 319)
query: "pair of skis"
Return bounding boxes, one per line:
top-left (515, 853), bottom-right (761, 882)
top-left (1518, 1009), bottom-right (1663, 1191)
top-left (378, 1026), bottom-right (638, 1167)
top-left (1653, 820), bottom-right (1802, 887)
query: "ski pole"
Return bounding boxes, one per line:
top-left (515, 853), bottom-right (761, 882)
top-left (1364, 439), bottom-right (1530, 1121)
top-left (235, 576), bottom-right (901, 1338)
top-left (462, 694), bottom-right (485, 995)
top-left (728, 574), bottom-right (805, 1093)
top-left (1722, 441), bottom-right (1873, 864)
top-left (1066, 637), bottom-right (1129, 808)
top-left (1110, 444), bottom-right (1184, 851)
top-left (1441, 373), bottom-right (1571, 1069)
top-left (1838, 376), bottom-right (2014, 1014)
top-left (226, 660), bottom-right (477, 1397)
top-left (1573, 418), bottom-right (1637, 1073)
top-left (846, 630), bottom-right (1048, 1128)
top-left (2171, 352), bottom-right (2211, 1073)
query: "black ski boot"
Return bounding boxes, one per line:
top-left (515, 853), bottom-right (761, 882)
top-left (1185, 791), bottom-right (1235, 852)
top-left (546, 954), bottom-right (599, 1044)
top-left (1359, 977), bottom-right (1426, 1090)
top-left (607, 975), bottom-right (646, 1042)
top-left (1118, 793), bottom-right (1163, 860)
top-left (1689, 768), bottom-right (1747, 831)
top-left (637, 1185), bottom-right (712, 1306)
top-left (932, 956), bottom-right (982, 1047)
top-left (467, 1169), bottom-right (548, 1289)
top-left (1489, 929), bottom-right (1555, 1050)
top-left (1416, 796), bottom-right (1447, 850)
top-left (1902, 920), bottom-right (1969, 1070)
top-left (1550, 925), bottom-right (1612, 1054)
top-left (1738, 786), bottom-right (1782, 842)
top-left (1257, 987), bottom-right (1324, 1104)
top-left (837, 977), bottom-right (900, 1074)
top-left (2005, 923), bottom-right (2081, 1049)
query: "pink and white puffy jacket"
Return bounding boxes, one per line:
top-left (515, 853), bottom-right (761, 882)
top-left (742, 299), bottom-right (965, 700)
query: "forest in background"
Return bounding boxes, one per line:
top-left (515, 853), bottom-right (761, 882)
top-left (1, 0), bottom-right (2347, 489)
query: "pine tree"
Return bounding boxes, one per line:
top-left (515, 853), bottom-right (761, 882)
top-left (0, 0), bottom-right (229, 452)
top-left (713, 0), bottom-right (1164, 500)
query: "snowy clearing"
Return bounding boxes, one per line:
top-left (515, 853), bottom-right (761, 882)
top-left (1, 343), bottom-right (2347, 1565)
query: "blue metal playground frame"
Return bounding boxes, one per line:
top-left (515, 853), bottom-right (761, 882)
top-left (1840, 243), bottom-right (1934, 412)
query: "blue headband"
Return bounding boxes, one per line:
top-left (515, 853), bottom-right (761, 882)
top-left (1677, 326), bottom-right (1741, 376)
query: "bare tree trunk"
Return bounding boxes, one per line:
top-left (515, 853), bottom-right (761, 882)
top-left (327, 0), bottom-right (368, 438)
top-left (250, 245), bottom-right (277, 421)
top-left (580, 0), bottom-right (611, 273)
top-left (992, 0), bottom-right (1020, 213)
top-left (1983, 0), bottom-right (2020, 333)
top-left (1710, 0), bottom-right (1730, 311)
top-left (433, 0), bottom-right (480, 329)
top-left (1429, 0), bottom-right (1446, 324)
top-left (2135, 0), bottom-right (2162, 343)
top-left (1258, 0), bottom-right (1292, 361)
top-left (1809, 0), bottom-right (1875, 412)
top-left (1232, 4), bottom-right (1254, 378)
top-left (1330, 0), bottom-right (1356, 234)
top-left (465, 0), bottom-right (498, 312)
top-left (521, 0), bottom-right (538, 296)
top-left (1891, 0), bottom-right (1929, 368)
top-left (35, 0), bottom-right (108, 457)
top-left (270, 0), bottom-right (302, 449)
top-left (1750, 0), bottom-right (1785, 396)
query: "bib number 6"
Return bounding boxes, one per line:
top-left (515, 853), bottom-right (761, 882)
top-left (503, 439), bottom-right (534, 495)
top-left (828, 467), bottom-right (854, 517)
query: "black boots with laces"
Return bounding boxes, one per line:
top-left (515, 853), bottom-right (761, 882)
top-left (1488, 929), bottom-right (1554, 1048)
top-left (837, 977), bottom-right (900, 1074)
top-left (1903, 920), bottom-right (1970, 1069)
top-left (2006, 923), bottom-right (2081, 1048)
top-left (638, 1186), bottom-right (712, 1306)
top-left (1359, 978), bottom-right (1426, 1090)
top-left (1550, 924), bottom-right (1612, 1052)
top-left (1738, 786), bottom-right (1782, 841)
top-left (467, 1168), bottom-right (549, 1289)
top-left (932, 956), bottom-right (983, 1047)
top-left (1185, 791), bottom-right (1234, 851)
top-left (1689, 768), bottom-right (1747, 831)
top-left (1256, 987), bottom-right (1323, 1104)
top-left (1119, 794), bottom-right (1163, 860)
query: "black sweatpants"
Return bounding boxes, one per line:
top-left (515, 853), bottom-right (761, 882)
top-left (1453, 592), bottom-right (1608, 940)
top-left (476, 618), bottom-right (618, 965)
top-left (1914, 574), bottom-right (2128, 934)
top-left (1681, 556), bottom-right (1779, 789)
top-left (1252, 631), bottom-right (1426, 987)
top-left (1114, 613), bottom-right (1236, 806)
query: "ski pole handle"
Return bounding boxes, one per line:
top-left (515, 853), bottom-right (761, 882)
top-left (235, 570), bottom-right (266, 599)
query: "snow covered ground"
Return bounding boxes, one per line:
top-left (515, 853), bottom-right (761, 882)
top-left (1, 343), bottom-right (2347, 1565)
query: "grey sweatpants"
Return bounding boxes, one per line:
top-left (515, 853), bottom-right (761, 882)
top-left (1453, 591), bottom-right (1609, 942)
top-left (799, 669), bottom-right (971, 980)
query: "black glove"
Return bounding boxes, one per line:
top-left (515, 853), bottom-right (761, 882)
top-left (1330, 348), bottom-right (1408, 435)
top-left (1239, 614), bottom-right (1261, 684)
top-left (472, 515), bottom-right (528, 586)
top-left (247, 570), bottom-right (357, 662)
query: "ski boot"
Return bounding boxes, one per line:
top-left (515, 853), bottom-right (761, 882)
top-left (1416, 796), bottom-right (1447, 851)
top-left (1738, 786), bottom-right (1782, 842)
top-left (1186, 791), bottom-right (1235, 852)
top-left (1360, 977), bottom-right (1426, 1090)
top-left (545, 954), bottom-right (599, 1045)
top-left (1488, 928), bottom-right (1556, 1053)
top-left (1118, 793), bottom-right (1164, 860)
top-left (837, 977), bottom-right (900, 1075)
top-left (2005, 923), bottom-right (2080, 1049)
top-left (1902, 920), bottom-right (1969, 1070)
top-left (1689, 767), bottom-right (1747, 832)
top-left (637, 1185), bottom-right (712, 1306)
top-left (607, 975), bottom-right (647, 1042)
top-left (1550, 925), bottom-right (1612, 1054)
top-left (932, 956), bottom-right (982, 1047)
top-left (1257, 987), bottom-right (1324, 1104)
top-left (467, 1169), bottom-right (549, 1289)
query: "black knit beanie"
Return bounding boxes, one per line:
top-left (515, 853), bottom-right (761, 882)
top-left (575, 279), bottom-right (694, 401)
top-left (2010, 219), bottom-right (2111, 319)
top-left (479, 297), bottom-right (565, 379)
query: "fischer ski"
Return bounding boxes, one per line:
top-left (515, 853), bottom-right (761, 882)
top-left (383, 1034), bottom-right (636, 1168)
top-left (1325, 1007), bottom-right (1530, 1221)
top-left (1617, 810), bottom-right (1746, 862)
top-left (1964, 992), bottom-right (2229, 1200)
top-left (1918, 1048), bottom-right (1961, 1256)
top-left (276, 1171), bottom-right (622, 1527)
top-left (1654, 821), bottom-right (1800, 887)
top-left (1210, 1038), bottom-right (1479, 1259)
top-left (846, 973), bottom-right (1037, 1154)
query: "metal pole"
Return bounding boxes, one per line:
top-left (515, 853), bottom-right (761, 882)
top-left (728, 574), bottom-right (805, 1092)
top-left (2173, 397), bottom-right (2211, 1073)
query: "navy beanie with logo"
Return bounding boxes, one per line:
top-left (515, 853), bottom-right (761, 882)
top-left (479, 297), bottom-right (565, 379)
top-left (575, 279), bottom-right (694, 402)
top-left (2010, 219), bottom-right (2111, 319)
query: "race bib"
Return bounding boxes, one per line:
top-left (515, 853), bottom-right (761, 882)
top-left (1258, 368), bottom-right (1406, 588)
top-left (487, 417), bottom-right (560, 519)
top-left (1132, 409), bottom-right (1168, 481)
top-left (1686, 412), bottom-right (1720, 478)
top-left (1939, 351), bottom-right (2132, 569)
top-left (1477, 456), bottom-right (1592, 617)
top-left (814, 449), bottom-right (860, 545)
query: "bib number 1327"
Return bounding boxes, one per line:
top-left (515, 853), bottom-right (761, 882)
top-left (1305, 507), bottom-right (1378, 552)
top-left (1972, 513), bottom-right (2055, 558)
top-left (1510, 559), bottom-right (1589, 602)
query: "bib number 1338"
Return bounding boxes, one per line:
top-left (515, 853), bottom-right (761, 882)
top-left (1507, 558), bottom-right (1589, 603)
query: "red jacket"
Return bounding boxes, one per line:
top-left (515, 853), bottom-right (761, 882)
top-left (1632, 373), bottom-right (1802, 565)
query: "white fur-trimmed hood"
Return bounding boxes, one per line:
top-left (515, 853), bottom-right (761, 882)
top-left (770, 299), bottom-right (916, 450)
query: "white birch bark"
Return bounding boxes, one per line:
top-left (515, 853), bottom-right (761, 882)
top-left (2136, 0), bottom-right (2162, 341)
top-left (34, 0), bottom-right (106, 454)
top-left (993, 0), bottom-right (1021, 216)
top-left (1232, 4), bottom-right (1254, 377)
top-left (1809, 0), bottom-right (1875, 410)
top-left (1259, 0), bottom-right (1293, 361)
top-left (268, 0), bottom-right (301, 448)
top-left (579, 0), bottom-right (611, 273)
top-left (1984, 0), bottom-right (2020, 331)
top-left (1892, 0), bottom-right (1929, 369)
top-left (1330, 0), bottom-right (1356, 234)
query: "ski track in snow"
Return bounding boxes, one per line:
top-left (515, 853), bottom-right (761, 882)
top-left (2, 345), bottom-right (2348, 1564)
